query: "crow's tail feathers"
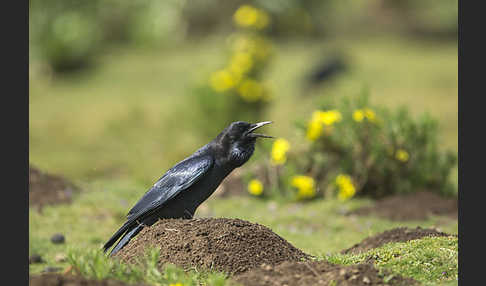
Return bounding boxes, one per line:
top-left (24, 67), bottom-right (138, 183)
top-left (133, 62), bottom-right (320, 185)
top-left (109, 224), bottom-right (144, 256)
top-left (103, 221), bottom-right (144, 256)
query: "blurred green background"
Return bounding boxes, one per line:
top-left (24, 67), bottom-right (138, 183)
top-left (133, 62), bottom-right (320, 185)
top-left (29, 0), bottom-right (457, 185)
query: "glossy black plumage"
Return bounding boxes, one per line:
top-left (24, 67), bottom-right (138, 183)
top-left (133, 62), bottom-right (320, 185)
top-left (103, 121), bottom-right (272, 256)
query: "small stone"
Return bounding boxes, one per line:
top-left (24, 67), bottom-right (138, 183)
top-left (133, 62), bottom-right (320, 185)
top-left (29, 254), bottom-right (44, 264)
top-left (51, 233), bottom-right (65, 244)
top-left (54, 253), bottom-right (67, 263)
top-left (262, 263), bottom-right (272, 271)
top-left (363, 276), bottom-right (371, 284)
top-left (43, 266), bottom-right (62, 273)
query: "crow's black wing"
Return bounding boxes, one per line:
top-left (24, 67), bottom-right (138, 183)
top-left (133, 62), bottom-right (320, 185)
top-left (125, 154), bottom-right (213, 222)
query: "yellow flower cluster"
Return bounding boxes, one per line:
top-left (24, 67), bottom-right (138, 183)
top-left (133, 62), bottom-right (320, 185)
top-left (209, 69), bottom-right (239, 92)
top-left (209, 66), bottom-right (271, 102)
top-left (231, 34), bottom-right (272, 63)
top-left (169, 283), bottom-right (183, 286)
top-left (233, 5), bottom-right (270, 30)
top-left (237, 78), bottom-right (265, 102)
top-left (210, 33), bottom-right (273, 102)
top-left (353, 108), bottom-right (376, 123)
top-left (291, 175), bottom-right (316, 199)
top-left (248, 179), bottom-right (264, 196)
top-left (306, 110), bottom-right (342, 141)
top-left (230, 34), bottom-right (273, 64)
top-left (271, 138), bottom-right (290, 165)
top-left (228, 51), bottom-right (253, 76)
top-left (335, 174), bottom-right (356, 201)
top-left (395, 149), bottom-right (410, 162)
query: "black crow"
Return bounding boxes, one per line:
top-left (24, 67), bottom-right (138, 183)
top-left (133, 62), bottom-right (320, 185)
top-left (103, 121), bottom-right (273, 256)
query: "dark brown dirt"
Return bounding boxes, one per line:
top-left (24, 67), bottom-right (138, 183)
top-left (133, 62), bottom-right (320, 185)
top-left (114, 218), bottom-right (310, 275)
top-left (350, 191), bottom-right (457, 221)
top-left (341, 226), bottom-right (454, 255)
top-left (29, 274), bottom-right (150, 286)
top-left (29, 165), bottom-right (79, 210)
top-left (233, 261), bottom-right (418, 286)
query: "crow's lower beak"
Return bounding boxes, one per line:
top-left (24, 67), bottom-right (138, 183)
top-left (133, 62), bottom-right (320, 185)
top-left (247, 121), bottom-right (274, 138)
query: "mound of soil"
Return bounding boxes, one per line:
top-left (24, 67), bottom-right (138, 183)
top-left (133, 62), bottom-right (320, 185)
top-left (341, 226), bottom-right (453, 255)
top-left (350, 191), bottom-right (457, 221)
top-left (29, 274), bottom-right (150, 286)
top-left (29, 165), bottom-right (78, 210)
top-left (233, 261), bottom-right (418, 286)
top-left (114, 218), bottom-right (310, 275)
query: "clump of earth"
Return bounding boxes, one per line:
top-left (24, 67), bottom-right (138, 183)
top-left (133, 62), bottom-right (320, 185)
top-left (341, 226), bottom-right (454, 255)
top-left (114, 218), bottom-right (310, 275)
top-left (29, 165), bottom-right (79, 210)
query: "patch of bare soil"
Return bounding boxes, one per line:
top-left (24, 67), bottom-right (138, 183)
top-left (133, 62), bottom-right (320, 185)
top-left (114, 218), bottom-right (310, 275)
top-left (29, 274), bottom-right (149, 286)
top-left (29, 165), bottom-right (78, 210)
top-left (341, 226), bottom-right (454, 255)
top-left (233, 261), bottom-right (418, 286)
top-left (350, 191), bottom-right (457, 221)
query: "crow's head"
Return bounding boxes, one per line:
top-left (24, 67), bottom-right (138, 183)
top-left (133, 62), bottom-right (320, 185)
top-left (216, 121), bottom-right (273, 167)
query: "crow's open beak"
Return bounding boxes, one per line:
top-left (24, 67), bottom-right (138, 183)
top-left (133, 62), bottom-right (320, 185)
top-left (247, 121), bottom-right (274, 138)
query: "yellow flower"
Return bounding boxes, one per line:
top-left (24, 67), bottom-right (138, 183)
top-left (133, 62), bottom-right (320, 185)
top-left (353, 109), bottom-right (365, 122)
top-left (271, 138), bottom-right (290, 165)
top-left (233, 5), bottom-right (258, 28)
top-left (318, 110), bottom-right (342, 126)
top-left (228, 51), bottom-right (253, 76)
top-left (306, 110), bottom-right (342, 141)
top-left (237, 78), bottom-right (264, 102)
top-left (364, 108), bottom-right (376, 122)
top-left (231, 34), bottom-right (272, 63)
top-left (335, 174), bottom-right (356, 201)
top-left (306, 118), bottom-right (323, 141)
top-left (354, 108), bottom-right (377, 123)
top-left (291, 175), bottom-right (316, 199)
top-left (169, 283), bottom-right (183, 286)
top-left (248, 179), bottom-right (264, 196)
top-left (233, 5), bottom-right (270, 29)
top-left (395, 149), bottom-right (409, 162)
top-left (209, 69), bottom-right (239, 92)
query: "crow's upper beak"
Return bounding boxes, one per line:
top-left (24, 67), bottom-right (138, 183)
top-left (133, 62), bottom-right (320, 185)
top-left (247, 121), bottom-right (274, 138)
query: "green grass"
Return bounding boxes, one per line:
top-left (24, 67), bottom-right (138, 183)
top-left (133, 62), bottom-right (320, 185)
top-left (326, 236), bottom-right (458, 285)
top-left (65, 247), bottom-right (229, 286)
